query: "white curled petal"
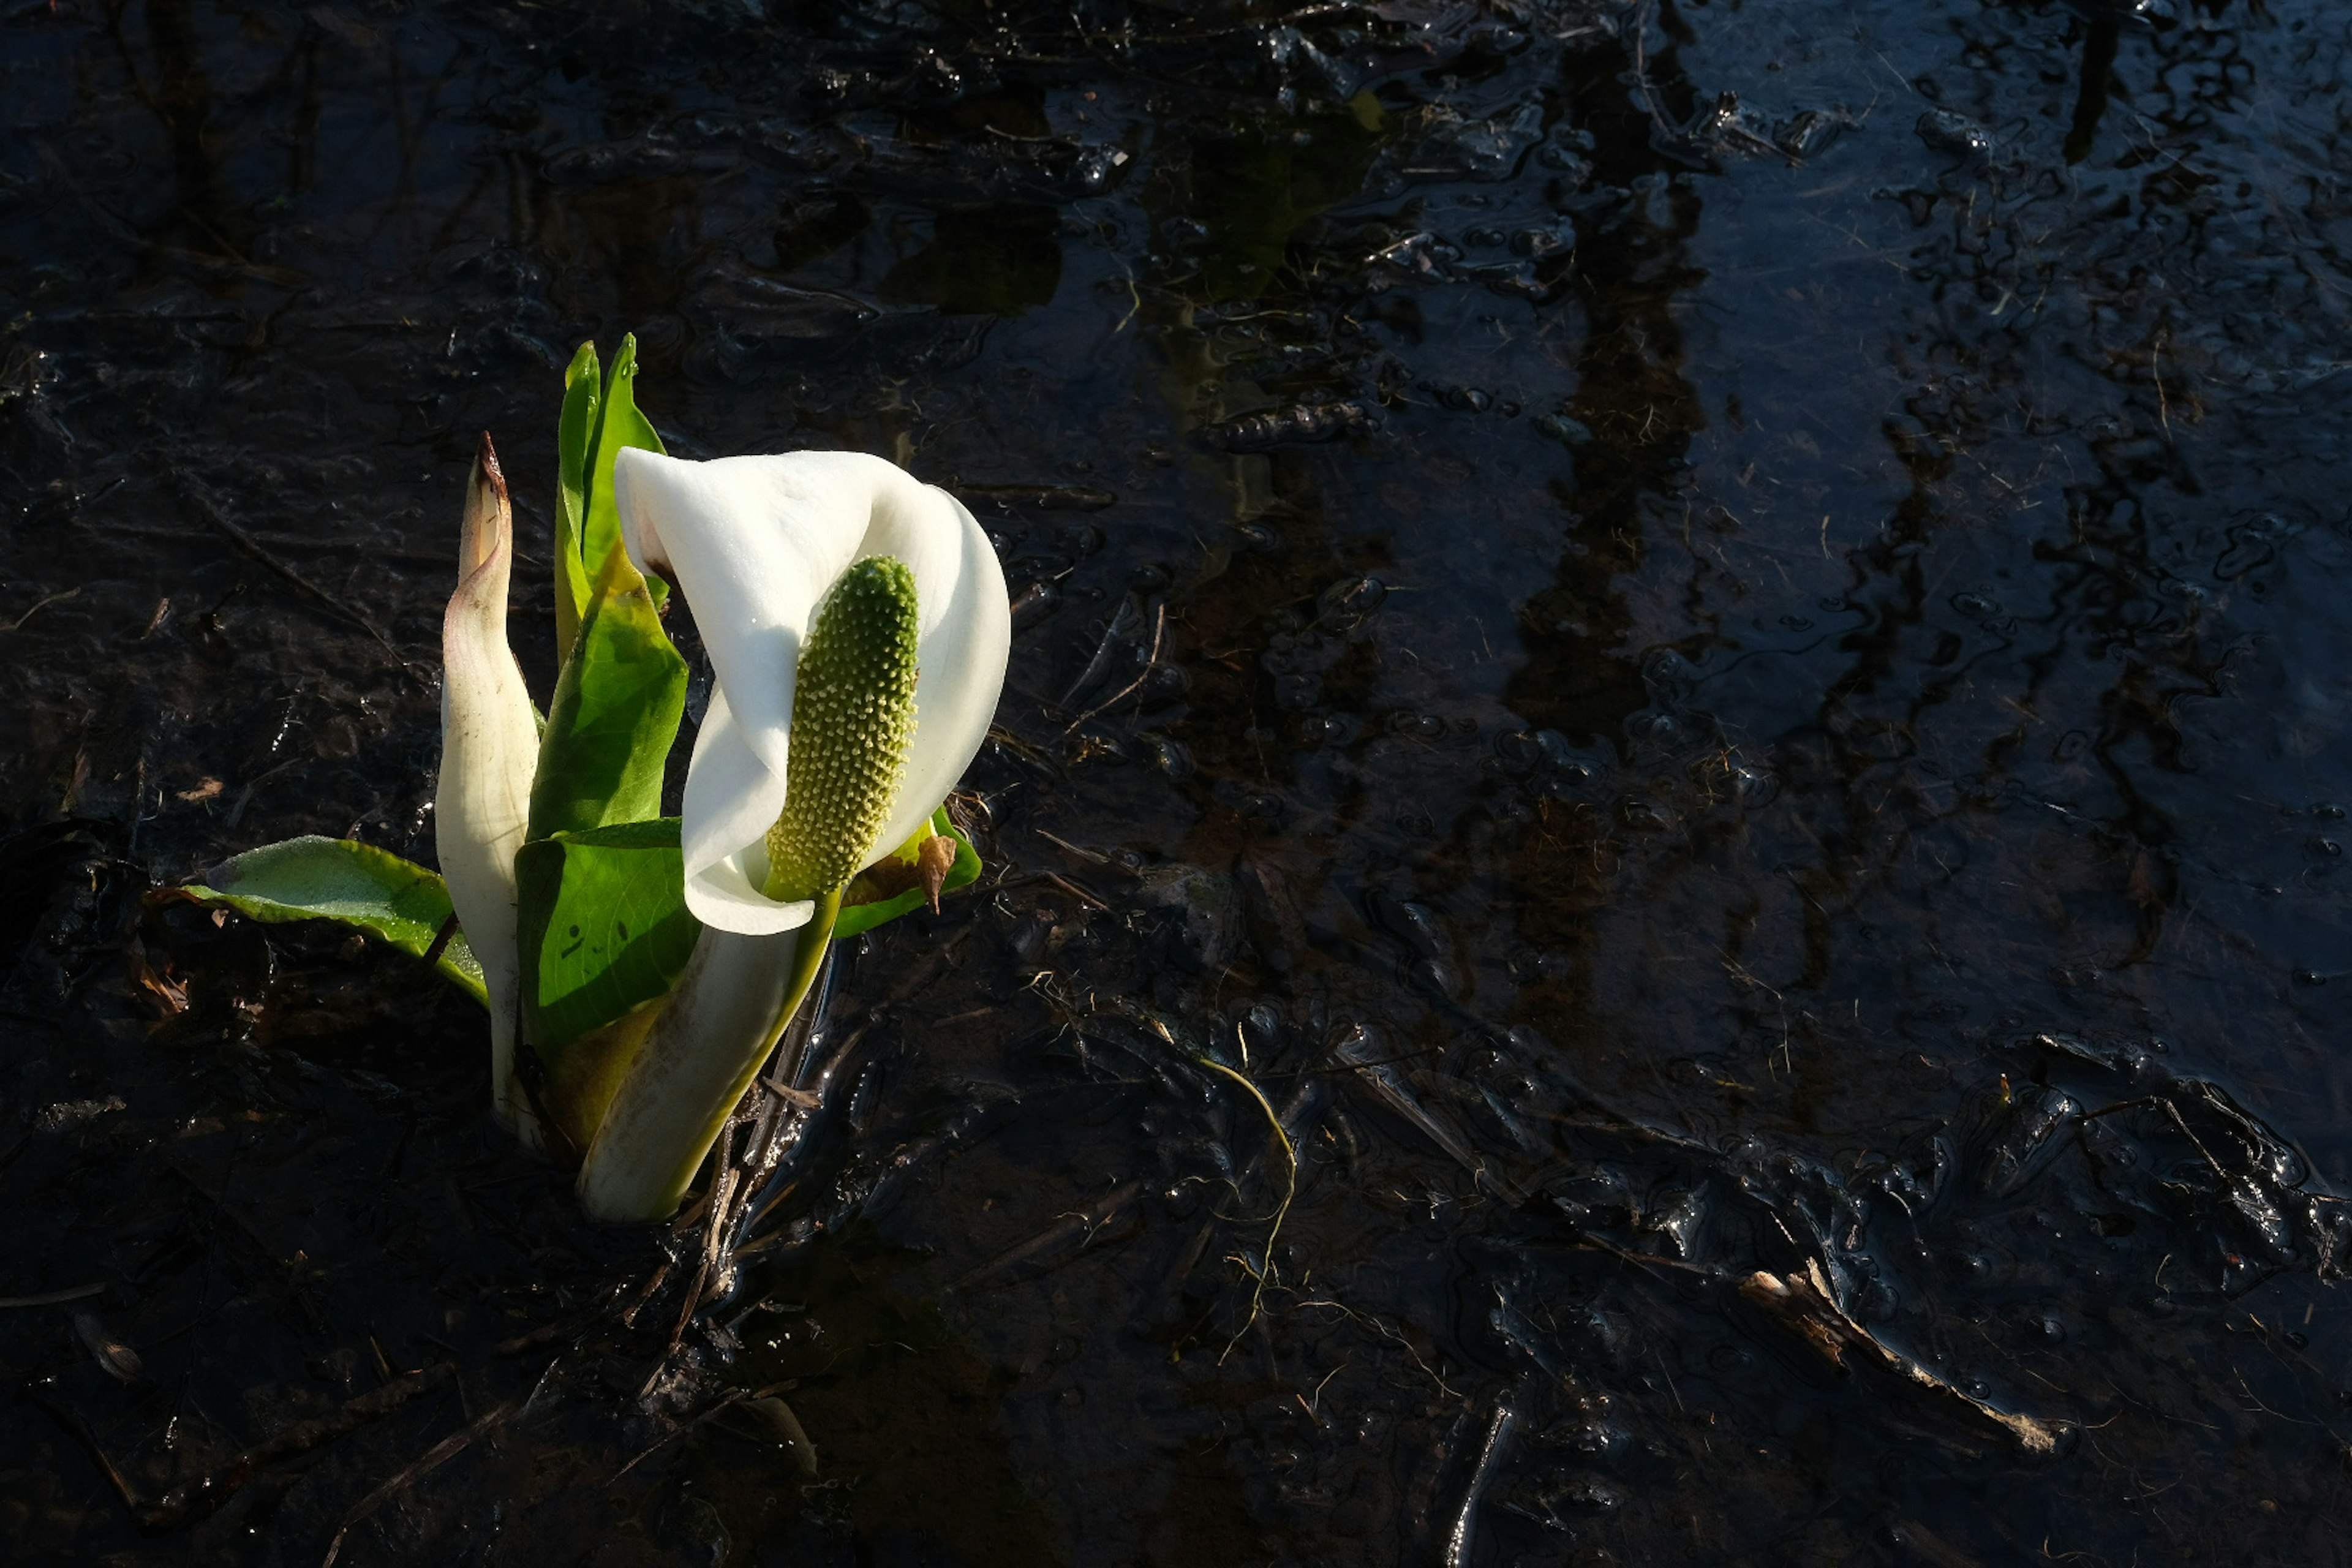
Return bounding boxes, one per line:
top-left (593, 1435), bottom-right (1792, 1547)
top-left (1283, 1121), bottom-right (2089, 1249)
top-left (678, 688), bottom-right (813, 935)
top-left (686, 859), bottom-right (816, 937)
top-left (615, 448), bottom-right (873, 783)
top-left (619, 445), bottom-right (1008, 919)
top-left (870, 489), bottom-right (1010, 859)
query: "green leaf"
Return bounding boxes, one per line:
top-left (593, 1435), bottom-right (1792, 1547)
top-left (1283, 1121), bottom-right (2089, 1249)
top-left (582, 333), bottom-right (667, 611)
top-left (527, 542), bottom-right (687, 842)
top-left (166, 836), bottom-right (488, 1005)
top-left (554, 341), bottom-right (601, 666)
top-left (835, 807), bottom-right (983, 938)
top-left (515, 818), bottom-right (700, 1061)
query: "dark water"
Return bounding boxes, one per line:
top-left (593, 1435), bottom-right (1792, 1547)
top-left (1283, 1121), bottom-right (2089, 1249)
top-left (7, 0), bottom-right (2352, 1562)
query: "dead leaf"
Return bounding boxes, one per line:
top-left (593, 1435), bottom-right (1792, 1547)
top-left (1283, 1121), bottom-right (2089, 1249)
top-left (918, 832), bottom-right (956, 913)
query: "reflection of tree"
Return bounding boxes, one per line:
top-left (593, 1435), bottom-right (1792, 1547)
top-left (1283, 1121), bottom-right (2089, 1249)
top-left (1820, 3), bottom-right (2291, 993)
top-left (1502, 32), bottom-right (1709, 749)
top-left (118, 0), bottom-right (238, 258)
top-left (2064, 10), bottom-right (2122, 165)
top-left (880, 204), bottom-right (1063, 316)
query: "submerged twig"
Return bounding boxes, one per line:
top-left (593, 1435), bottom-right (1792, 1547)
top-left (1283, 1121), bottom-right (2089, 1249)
top-left (1740, 1261), bottom-right (2065, 1454)
top-left (611, 1379), bottom-right (797, 1482)
top-left (1063, 602), bottom-right (1167, 735)
top-left (1200, 1057), bottom-right (1298, 1362)
top-left (317, 1401), bottom-right (516, 1568)
top-left (1445, 1392), bottom-right (1520, 1568)
top-left (140, 1362), bottom-right (457, 1529)
top-left (952, 1182), bottom-right (1144, 1291)
top-left (0, 1283), bottom-right (105, 1308)
top-left (172, 474), bottom-right (415, 671)
top-left (1057, 594), bottom-right (1144, 710)
top-left (28, 1390), bottom-right (143, 1517)
top-left (714, 950), bottom-right (840, 1267)
top-left (0, 584), bottom-right (85, 632)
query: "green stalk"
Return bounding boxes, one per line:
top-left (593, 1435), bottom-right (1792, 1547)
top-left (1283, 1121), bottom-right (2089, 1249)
top-left (771, 888), bottom-right (842, 1061)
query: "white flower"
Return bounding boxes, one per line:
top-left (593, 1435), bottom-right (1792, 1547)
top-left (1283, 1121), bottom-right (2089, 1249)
top-left (612, 448), bottom-right (1009, 934)
top-left (435, 436), bottom-right (541, 1141)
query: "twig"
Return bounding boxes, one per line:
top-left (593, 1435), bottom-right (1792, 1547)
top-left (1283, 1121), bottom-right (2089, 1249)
top-left (1626, 0), bottom-right (1673, 139)
top-left (952, 1182), bottom-right (1144, 1291)
top-left (172, 475), bottom-right (415, 671)
top-left (1057, 595), bottom-right (1144, 709)
top-left (1032, 829), bottom-right (1109, 864)
top-left (418, 913), bottom-right (459, 973)
top-left (1445, 1393), bottom-right (1520, 1568)
top-left (1063, 603), bottom-right (1167, 735)
top-left (28, 1390), bottom-right (143, 1516)
top-left (610, 1379), bottom-right (797, 1483)
top-left (1291, 1297), bottom-right (1462, 1400)
top-left (0, 1282), bottom-right (105, 1308)
top-left (638, 1252), bottom-right (710, 1403)
top-left (140, 1363), bottom-right (456, 1529)
top-left (1741, 1262), bottom-right (2065, 1453)
top-left (1199, 1058), bottom-right (1297, 1363)
top-left (1, 585), bottom-right (84, 631)
top-left (1039, 871), bottom-right (1109, 910)
top-left (617, 1261), bottom-right (671, 1329)
top-left (317, 1401), bottom-right (516, 1568)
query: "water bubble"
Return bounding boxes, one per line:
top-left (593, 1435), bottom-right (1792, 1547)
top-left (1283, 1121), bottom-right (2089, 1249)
top-left (1496, 729), bottom-right (1544, 772)
top-left (1392, 711), bottom-right (1446, 740)
top-left (1732, 762), bottom-right (1779, 806)
top-left (1137, 733), bottom-right (1194, 779)
top-left (1618, 797), bottom-right (1672, 832)
top-left (1917, 108), bottom-right (1994, 160)
top-left (1534, 411), bottom-right (1592, 446)
top-left (1300, 712), bottom-right (1351, 746)
top-left (1316, 574), bottom-right (1387, 624)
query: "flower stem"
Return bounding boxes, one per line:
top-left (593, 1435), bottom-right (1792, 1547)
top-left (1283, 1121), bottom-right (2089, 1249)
top-left (767, 887), bottom-right (842, 1063)
top-left (576, 888), bottom-right (842, 1223)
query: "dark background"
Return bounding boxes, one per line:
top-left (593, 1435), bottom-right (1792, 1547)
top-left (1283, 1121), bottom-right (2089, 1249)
top-left (5, 0), bottom-right (2352, 1563)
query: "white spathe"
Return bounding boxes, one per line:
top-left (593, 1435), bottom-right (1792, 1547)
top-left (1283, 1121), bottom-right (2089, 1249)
top-left (435, 442), bottom-right (542, 1142)
top-left (613, 448), bottom-right (1009, 935)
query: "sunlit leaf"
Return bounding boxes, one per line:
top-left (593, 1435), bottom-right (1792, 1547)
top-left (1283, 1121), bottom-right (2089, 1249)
top-left (165, 835), bottom-right (488, 1005)
top-left (527, 541), bottom-right (687, 842)
top-left (515, 816), bottom-right (700, 1063)
top-left (582, 333), bottom-right (667, 609)
top-left (554, 340), bottom-right (601, 666)
top-left (835, 807), bottom-right (982, 938)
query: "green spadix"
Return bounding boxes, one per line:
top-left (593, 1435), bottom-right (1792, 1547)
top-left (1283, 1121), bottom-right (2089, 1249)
top-left (763, 556), bottom-right (921, 903)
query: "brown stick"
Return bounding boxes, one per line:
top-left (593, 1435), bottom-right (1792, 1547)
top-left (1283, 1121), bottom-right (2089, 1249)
top-left (317, 1401), bottom-right (516, 1568)
top-left (139, 1362), bottom-right (456, 1530)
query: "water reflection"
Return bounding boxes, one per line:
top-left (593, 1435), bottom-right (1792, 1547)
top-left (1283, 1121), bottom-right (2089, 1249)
top-left (6, 1), bottom-right (2352, 1564)
top-left (2064, 8), bottom-right (2124, 164)
top-left (1504, 30), bottom-right (1711, 751)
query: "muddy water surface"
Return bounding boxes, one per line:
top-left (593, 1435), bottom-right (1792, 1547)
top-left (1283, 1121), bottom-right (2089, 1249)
top-left (6, 1), bottom-right (2352, 1564)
